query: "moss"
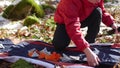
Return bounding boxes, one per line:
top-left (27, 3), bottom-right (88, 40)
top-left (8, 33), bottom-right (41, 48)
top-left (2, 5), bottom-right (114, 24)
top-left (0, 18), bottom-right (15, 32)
top-left (23, 15), bottom-right (40, 26)
top-left (2, 5), bottom-right (14, 18)
top-left (20, 0), bottom-right (45, 18)
top-left (10, 59), bottom-right (34, 68)
top-left (104, 0), bottom-right (110, 2)
top-left (41, 4), bottom-right (55, 11)
top-left (9, 4), bottom-right (32, 21)
top-left (2, 0), bottom-right (45, 21)
top-left (30, 0), bottom-right (45, 18)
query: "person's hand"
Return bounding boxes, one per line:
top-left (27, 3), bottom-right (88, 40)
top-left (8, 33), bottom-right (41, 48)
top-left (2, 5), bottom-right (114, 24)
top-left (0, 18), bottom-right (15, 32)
top-left (83, 47), bottom-right (100, 66)
top-left (88, 0), bottom-right (101, 4)
top-left (111, 23), bottom-right (118, 34)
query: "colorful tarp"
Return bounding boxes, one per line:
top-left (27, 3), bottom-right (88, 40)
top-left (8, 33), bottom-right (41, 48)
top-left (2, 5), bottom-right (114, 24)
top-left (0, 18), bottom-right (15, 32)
top-left (0, 39), bottom-right (120, 68)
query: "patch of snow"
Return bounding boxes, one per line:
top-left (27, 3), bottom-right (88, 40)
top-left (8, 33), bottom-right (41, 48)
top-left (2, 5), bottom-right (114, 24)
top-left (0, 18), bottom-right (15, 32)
top-left (0, 21), bottom-right (23, 29)
top-left (0, 0), bottom-right (11, 7)
top-left (0, 16), bottom-right (23, 29)
top-left (12, 0), bottom-right (21, 5)
top-left (0, 16), bottom-right (10, 26)
top-left (35, 0), bottom-right (45, 5)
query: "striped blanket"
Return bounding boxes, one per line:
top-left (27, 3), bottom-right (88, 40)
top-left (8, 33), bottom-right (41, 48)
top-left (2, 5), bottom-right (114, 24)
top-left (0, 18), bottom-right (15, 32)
top-left (0, 39), bottom-right (120, 68)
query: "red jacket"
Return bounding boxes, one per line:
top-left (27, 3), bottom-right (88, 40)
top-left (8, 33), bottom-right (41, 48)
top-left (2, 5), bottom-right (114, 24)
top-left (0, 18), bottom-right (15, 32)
top-left (54, 0), bottom-right (115, 51)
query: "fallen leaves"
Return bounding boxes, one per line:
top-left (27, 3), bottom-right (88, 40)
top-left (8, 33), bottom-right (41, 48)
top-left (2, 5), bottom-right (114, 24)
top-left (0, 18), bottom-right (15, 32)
top-left (28, 48), bottom-right (62, 62)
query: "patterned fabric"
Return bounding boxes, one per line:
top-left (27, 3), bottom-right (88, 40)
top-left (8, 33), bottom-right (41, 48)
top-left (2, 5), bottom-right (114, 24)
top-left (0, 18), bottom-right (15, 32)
top-left (0, 39), bottom-right (120, 68)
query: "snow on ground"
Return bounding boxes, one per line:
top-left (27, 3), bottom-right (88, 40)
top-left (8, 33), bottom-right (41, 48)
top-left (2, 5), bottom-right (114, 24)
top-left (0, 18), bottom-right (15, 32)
top-left (0, 16), bottom-right (10, 26)
top-left (0, 0), bottom-right (11, 7)
top-left (0, 16), bottom-right (23, 29)
top-left (0, 0), bottom-right (119, 43)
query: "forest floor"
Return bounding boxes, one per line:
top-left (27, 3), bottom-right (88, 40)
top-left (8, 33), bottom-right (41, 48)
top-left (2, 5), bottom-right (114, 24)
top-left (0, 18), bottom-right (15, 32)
top-left (0, 1), bottom-right (120, 68)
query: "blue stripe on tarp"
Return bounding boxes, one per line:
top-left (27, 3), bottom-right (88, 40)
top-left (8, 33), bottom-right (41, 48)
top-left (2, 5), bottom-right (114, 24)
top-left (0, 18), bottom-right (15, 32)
top-left (9, 41), bottom-right (55, 57)
top-left (0, 39), bottom-right (14, 45)
top-left (0, 39), bottom-right (14, 53)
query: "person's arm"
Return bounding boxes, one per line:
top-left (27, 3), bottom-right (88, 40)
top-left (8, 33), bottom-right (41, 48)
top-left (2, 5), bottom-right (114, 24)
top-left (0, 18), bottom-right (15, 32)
top-left (99, 0), bottom-right (118, 33)
top-left (99, 0), bottom-right (114, 26)
top-left (83, 47), bottom-right (100, 66)
top-left (59, 0), bottom-right (89, 51)
top-left (59, 0), bottom-right (100, 66)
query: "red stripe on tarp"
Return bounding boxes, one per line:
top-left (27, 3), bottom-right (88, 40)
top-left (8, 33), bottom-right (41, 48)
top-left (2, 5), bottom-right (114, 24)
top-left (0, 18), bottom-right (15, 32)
top-left (66, 47), bottom-right (83, 52)
top-left (26, 41), bottom-right (84, 52)
top-left (0, 52), bottom-right (8, 57)
top-left (26, 41), bottom-right (53, 47)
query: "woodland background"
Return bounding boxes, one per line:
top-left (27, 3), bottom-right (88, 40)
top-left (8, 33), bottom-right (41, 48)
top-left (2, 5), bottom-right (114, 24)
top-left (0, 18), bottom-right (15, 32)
top-left (0, 0), bottom-right (120, 68)
top-left (0, 0), bottom-right (120, 44)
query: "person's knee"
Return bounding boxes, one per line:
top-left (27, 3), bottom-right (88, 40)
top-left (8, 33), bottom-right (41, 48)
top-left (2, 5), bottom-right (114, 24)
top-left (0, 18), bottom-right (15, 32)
top-left (52, 40), bottom-right (69, 51)
top-left (94, 7), bottom-right (102, 18)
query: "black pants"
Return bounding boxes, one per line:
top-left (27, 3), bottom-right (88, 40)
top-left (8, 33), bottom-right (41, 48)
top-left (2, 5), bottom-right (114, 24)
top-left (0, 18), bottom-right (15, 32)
top-left (52, 7), bottom-right (102, 51)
